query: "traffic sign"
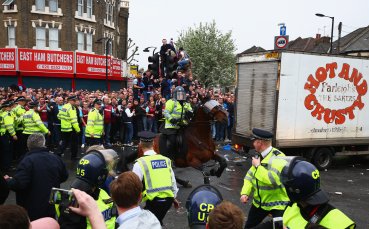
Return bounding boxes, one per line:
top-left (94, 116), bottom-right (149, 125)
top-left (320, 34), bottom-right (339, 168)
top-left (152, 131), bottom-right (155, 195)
top-left (274, 36), bottom-right (289, 49)
top-left (280, 26), bottom-right (286, 36)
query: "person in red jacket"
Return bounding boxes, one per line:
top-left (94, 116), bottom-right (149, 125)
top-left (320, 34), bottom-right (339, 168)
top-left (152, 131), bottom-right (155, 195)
top-left (101, 97), bottom-right (113, 147)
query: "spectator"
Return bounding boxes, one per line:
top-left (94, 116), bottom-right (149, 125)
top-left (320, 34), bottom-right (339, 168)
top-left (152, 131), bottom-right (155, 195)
top-left (133, 75), bottom-right (144, 100)
top-left (160, 39), bottom-right (176, 77)
top-left (110, 171), bottom-right (161, 229)
top-left (80, 101), bottom-right (89, 148)
top-left (177, 47), bottom-right (191, 71)
top-left (4, 133), bottom-right (68, 221)
top-left (132, 99), bottom-right (145, 139)
top-left (102, 97), bottom-right (113, 147)
top-left (206, 201), bottom-right (245, 229)
top-left (123, 102), bottom-right (134, 146)
top-left (146, 101), bottom-right (156, 132)
top-left (50, 97), bottom-right (64, 149)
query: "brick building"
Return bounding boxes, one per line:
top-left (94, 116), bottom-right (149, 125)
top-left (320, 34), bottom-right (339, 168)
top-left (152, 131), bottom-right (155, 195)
top-left (0, 0), bottom-right (129, 90)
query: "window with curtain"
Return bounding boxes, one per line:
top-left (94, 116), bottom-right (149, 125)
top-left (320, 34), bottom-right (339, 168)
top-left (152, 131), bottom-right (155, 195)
top-left (109, 4), bottom-right (113, 23)
top-left (8, 26), bottom-right (15, 47)
top-left (36, 27), bottom-right (46, 49)
top-left (107, 39), bottom-right (112, 55)
top-left (49, 28), bottom-right (59, 49)
top-left (87, 0), bottom-right (93, 18)
top-left (77, 32), bottom-right (84, 51)
top-left (35, 0), bottom-right (45, 11)
top-left (77, 0), bottom-right (83, 16)
top-left (86, 33), bottom-right (92, 52)
top-left (49, 0), bottom-right (58, 12)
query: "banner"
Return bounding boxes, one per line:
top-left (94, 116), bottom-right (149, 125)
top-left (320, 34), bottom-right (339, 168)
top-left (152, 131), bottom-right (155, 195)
top-left (18, 48), bottom-right (74, 74)
top-left (0, 48), bottom-right (16, 72)
top-left (76, 52), bottom-right (111, 77)
top-left (111, 58), bottom-right (122, 78)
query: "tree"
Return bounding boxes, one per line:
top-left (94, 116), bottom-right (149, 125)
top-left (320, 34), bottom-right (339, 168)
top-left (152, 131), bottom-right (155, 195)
top-left (176, 21), bottom-right (236, 88)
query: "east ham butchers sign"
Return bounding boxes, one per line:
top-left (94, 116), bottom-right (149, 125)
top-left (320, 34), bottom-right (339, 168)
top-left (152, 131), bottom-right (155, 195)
top-left (304, 62), bottom-right (368, 125)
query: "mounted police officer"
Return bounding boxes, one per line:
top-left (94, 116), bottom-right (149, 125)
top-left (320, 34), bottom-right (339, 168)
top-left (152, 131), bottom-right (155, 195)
top-left (280, 157), bottom-right (356, 229)
top-left (132, 131), bottom-right (179, 225)
top-left (0, 100), bottom-right (17, 172)
top-left (57, 149), bottom-right (118, 229)
top-left (85, 99), bottom-right (103, 146)
top-left (58, 95), bottom-right (80, 159)
top-left (161, 86), bottom-right (193, 158)
top-left (240, 128), bottom-right (290, 229)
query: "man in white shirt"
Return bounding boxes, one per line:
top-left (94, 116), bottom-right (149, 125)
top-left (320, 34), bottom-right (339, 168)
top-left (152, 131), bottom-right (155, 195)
top-left (132, 131), bottom-right (179, 225)
top-left (110, 171), bottom-right (161, 229)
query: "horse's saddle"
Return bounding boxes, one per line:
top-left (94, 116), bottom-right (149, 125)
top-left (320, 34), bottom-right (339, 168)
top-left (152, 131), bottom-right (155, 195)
top-left (159, 130), bottom-right (187, 161)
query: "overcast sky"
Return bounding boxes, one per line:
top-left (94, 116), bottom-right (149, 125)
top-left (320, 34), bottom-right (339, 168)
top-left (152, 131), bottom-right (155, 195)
top-left (128, 0), bottom-right (369, 68)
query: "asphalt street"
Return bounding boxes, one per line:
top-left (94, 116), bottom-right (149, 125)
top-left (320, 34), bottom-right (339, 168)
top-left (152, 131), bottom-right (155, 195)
top-left (5, 146), bottom-right (369, 228)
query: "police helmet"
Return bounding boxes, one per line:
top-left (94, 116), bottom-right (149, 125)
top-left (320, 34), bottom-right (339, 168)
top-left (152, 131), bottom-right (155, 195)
top-left (173, 86), bottom-right (186, 101)
top-left (186, 185), bottom-right (223, 229)
top-left (71, 151), bottom-right (108, 193)
top-left (280, 157), bottom-right (329, 205)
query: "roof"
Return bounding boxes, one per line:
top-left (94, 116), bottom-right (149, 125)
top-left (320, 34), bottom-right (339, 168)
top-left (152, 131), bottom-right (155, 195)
top-left (332, 26), bottom-right (369, 54)
top-left (239, 46), bottom-right (266, 55)
top-left (287, 36), bottom-right (330, 53)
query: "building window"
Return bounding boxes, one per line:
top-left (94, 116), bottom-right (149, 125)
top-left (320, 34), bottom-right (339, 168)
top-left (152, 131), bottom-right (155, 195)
top-left (49, 0), bottom-right (58, 12)
top-left (77, 32), bottom-right (85, 51)
top-left (86, 33), bottom-right (92, 52)
top-left (77, 0), bottom-right (83, 16)
top-left (36, 27), bottom-right (46, 49)
top-left (49, 28), bottom-right (59, 49)
top-left (106, 2), bottom-right (113, 25)
top-left (35, 0), bottom-right (45, 11)
top-left (8, 26), bottom-right (15, 47)
top-left (86, 0), bottom-right (92, 18)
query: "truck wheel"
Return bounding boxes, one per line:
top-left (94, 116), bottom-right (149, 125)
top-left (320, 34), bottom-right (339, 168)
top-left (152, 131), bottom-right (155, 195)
top-left (312, 148), bottom-right (333, 170)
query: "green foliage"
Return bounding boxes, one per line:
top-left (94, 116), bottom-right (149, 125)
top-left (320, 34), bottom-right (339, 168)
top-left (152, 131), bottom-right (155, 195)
top-left (177, 21), bottom-right (236, 88)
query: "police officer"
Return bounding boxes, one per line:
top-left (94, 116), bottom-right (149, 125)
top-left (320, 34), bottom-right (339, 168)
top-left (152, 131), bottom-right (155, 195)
top-left (240, 128), bottom-right (290, 228)
top-left (279, 157), bottom-right (356, 229)
top-left (186, 185), bottom-right (223, 229)
top-left (22, 101), bottom-right (50, 150)
top-left (162, 86), bottom-right (192, 156)
top-left (85, 99), bottom-right (103, 146)
top-left (58, 95), bottom-right (81, 159)
top-left (0, 100), bottom-right (17, 172)
top-left (12, 96), bottom-right (29, 160)
top-left (132, 131), bottom-right (179, 225)
top-left (57, 149), bottom-right (118, 229)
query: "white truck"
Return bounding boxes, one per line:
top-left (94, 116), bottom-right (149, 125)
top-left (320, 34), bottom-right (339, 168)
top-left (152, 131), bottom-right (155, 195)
top-left (232, 51), bottom-right (369, 169)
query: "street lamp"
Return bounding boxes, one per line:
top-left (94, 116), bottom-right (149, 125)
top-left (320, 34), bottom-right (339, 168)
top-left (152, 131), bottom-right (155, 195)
top-left (316, 13), bottom-right (334, 54)
top-left (143, 46), bottom-right (157, 56)
top-left (96, 37), bottom-right (112, 91)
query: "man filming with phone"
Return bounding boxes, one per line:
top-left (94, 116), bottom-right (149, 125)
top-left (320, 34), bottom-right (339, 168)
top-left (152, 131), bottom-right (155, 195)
top-left (240, 128), bottom-right (290, 229)
top-left (56, 147), bottom-right (119, 229)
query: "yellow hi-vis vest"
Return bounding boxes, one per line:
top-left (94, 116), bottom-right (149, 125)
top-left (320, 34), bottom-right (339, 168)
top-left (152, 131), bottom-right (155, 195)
top-left (57, 103), bottom-right (80, 133)
top-left (22, 110), bottom-right (48, 135)
top-left (85, 108), bottom-right (103, 138)
top-left (283, 203), bottom-right (356, 229)
top-left (0, 110), bottom-right (16, 136)
top-left (163, 99), bottom-right (192, 129)
top-left (137, 154), bottom-right (174, 201)
top-left (13, 104), bottom-right (26, 131)
top-left (240, 147), bottom-right (290, 211)
top-left (55, 188), bottom-right (116, 229)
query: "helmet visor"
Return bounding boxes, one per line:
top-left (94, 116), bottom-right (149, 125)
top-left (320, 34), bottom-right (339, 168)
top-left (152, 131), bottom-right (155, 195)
top-left (176, 91), bottom-right (186, 101)
top-left (99, 149), bottom-right (120, 176)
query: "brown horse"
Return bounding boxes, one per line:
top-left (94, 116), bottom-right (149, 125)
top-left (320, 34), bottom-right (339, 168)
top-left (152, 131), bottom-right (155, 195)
top-left (137, 99), bottom-right (228, 180)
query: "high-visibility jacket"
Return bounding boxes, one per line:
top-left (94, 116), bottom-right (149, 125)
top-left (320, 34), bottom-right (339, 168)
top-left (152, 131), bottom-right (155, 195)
top-left (13, 105), bottom-right (26, 131)
top-left (163, 99), bottom-right (192, 129)
top-left (0, 110), bottom-right (16, 136)
top-left (56, 188), bottom-right (116, 229)
top-left (136, 154), bottom-right (174, 201)
top-left (283, 203), bottom-right (356, 229)
top-left (22, 110), bottom-right (48, 135)
top-left (85, 108), bottom-right (103, 138)
top-left (240, 147), bottom-right (290, 211)
top-left (57, 103), bottom-right (80, 133)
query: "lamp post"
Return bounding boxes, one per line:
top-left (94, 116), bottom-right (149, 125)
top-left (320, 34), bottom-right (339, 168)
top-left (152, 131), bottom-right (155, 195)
top-left (143, 46), bottom-right (157, 56)
top-left (96, 37), bottom-right (112, 91)
top-left (316, 13), bottom-right (334, 54)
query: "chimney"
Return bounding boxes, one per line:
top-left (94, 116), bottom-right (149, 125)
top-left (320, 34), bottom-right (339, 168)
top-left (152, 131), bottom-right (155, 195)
top-left (316, 33), bottom-right (322, 39)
